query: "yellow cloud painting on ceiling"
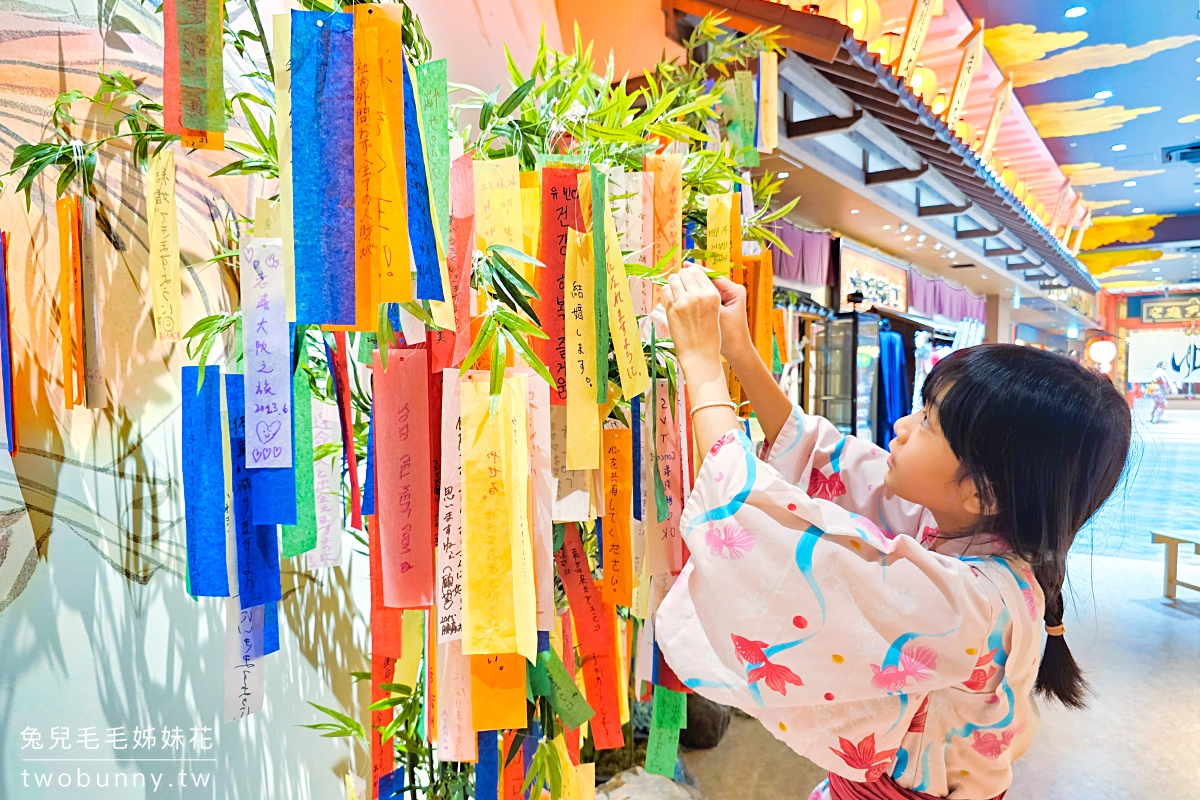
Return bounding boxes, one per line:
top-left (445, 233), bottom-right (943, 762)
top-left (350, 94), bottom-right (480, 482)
top-left (1181, 114), bottom-right (1200, 124)
top-left (1082, 198), bottom-right (1130, 211)
top-left (1025, 99), bottom-right (1160, 138)
top-left (985, 24), bottom-right (1088, 72)
top-left (1061, 162), bottom-right (1164, 186)
top-left (1079, 248), bottom-right (1162, 275)
top-left (1080, 213), bottom-right (1173, 250)
top-left (985, 25), bottom-right (1200, 87)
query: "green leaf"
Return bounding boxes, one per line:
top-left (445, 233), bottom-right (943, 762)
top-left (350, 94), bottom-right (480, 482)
top-left (488, 243), bottom-right (544, 268)
top-left (488, 334), bottom-right (505, 414)
top-left (306, 702), bottom-right (366, 741)
top-left (503, 329), bottom-right (554, 387)
top-left (378, 682), bottom-right (413, 695)
top-left (459, 316), bottom-right (497, 374)
top-left (497, 78), bottom-right (536, 119)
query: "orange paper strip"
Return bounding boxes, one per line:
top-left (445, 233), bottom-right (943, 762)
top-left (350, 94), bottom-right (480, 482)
top-left (601, 428), bottom-right (633, 606)
top-left (469, 654), bottom-right (527, 731)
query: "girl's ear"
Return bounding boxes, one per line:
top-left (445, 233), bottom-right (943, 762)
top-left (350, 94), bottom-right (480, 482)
top-left (961, 479), bottom-right (995, 517)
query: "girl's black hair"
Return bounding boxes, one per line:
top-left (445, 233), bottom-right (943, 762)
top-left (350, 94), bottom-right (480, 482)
top-left (923, 343), bottom-right (1131, 708)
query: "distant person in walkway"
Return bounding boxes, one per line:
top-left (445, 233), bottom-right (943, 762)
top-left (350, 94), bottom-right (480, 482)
top-left (1147, 361), bottom-right (1176, 424)
top-left (657, 266), bottom-right (1132, 800)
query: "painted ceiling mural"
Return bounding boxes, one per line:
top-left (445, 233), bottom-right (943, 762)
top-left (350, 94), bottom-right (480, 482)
top-left (959, 0), bottom-right (1200, 289)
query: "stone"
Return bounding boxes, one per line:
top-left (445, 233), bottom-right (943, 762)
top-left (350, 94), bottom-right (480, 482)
top-left (678, 694), bottom-right (731, 750)
top-left (596, 767), bottom-right (707, 800)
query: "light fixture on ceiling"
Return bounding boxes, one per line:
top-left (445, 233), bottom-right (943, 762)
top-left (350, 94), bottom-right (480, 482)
top-left (948, 251), bottom-right (957, 259)
top-left (903, 235), bottom-right (913, 241)
top-left (883, 224), bottom-right (891, 230)
top-left (1111, 144), bottom-right (1127, 152)
top-left (777, 172), bottom-right (790, 179)
top-left (1132, 207), bottom-right (1145, 213)
top-left (850, 208), bottom-right (860, 214)
top-left (980, 274), bottom-right (989, 279)
top-left (934, 242), bottom-right (942, 250)
top-left (1123, 180), bottom-right (1138, 187)
top-left (1152, 267), bottom-right (1161, 272)
top-left (1064, 6), bottom-right (1087, 18)
top-left (917, 234), bottom-right (927, 243)
top-left (1094, 90), bottom-right (1113, 100)
top-left (899, 223), bottom-right (909, 233)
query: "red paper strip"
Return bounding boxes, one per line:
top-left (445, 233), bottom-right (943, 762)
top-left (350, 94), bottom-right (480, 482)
top-left (330, 332), bottom-right (363, 530)
top-left (535, 168), bottom-right (582, 405)
top-left (502, 730), bottom-right (524, 800)
top-left (371, 650), bottom-right (397, 798)
top-left (370, 517), bottom-right (404, 658)
top-left (655, 648), bottom-right (691, 694)
top-left (554, 523), bottom-right (624, 750)
top-left (162, 0), bottom-right (181, 135)
top-left (448, 155), bottom-right (475, 367)
top-left (374, 347), bottom-right (435, 608)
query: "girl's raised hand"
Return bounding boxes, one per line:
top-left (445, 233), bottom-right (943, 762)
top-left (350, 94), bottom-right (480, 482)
top-left (662, 265), bottom-right (722, 373)
top-left (712, 276), bottom-right (754, 364)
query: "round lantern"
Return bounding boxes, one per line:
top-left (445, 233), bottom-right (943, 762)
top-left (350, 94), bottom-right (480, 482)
top-left (954, 120), bottom-right (976, 143)
top-left (908, 66), bottom-right (938, 103)
top-left (1088, 339), bottom-right (1117, 365)
top-left (824, 0), bottom-right (883, 43)
top-left (1000, 167), bottom-right (1018, 190)
top-left (868, 31), bottom-right (903, 66)
top-left (931, 92), bottom-right (949, 116)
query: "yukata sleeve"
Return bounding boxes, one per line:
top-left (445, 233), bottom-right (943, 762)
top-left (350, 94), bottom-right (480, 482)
top-left (657, 429), bottom-right (999, 715)
top-left (762, 406), bottom-right (931, 539)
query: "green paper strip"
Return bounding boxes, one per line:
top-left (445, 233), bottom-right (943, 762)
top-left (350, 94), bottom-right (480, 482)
top-left (176, 0), bottom-right (225, 131)
top-left (645, 686), bottom-right (686, 777)
top-left (531, 649), bottom-right (595, 731)
top-left (416, 59), bottom-right (450, 253)
top-left (734, 70), bottom-right (760, 168)
top-left (589, 165), bottom-right (610, 404)
top-left (282, 354), bottom-right (317, 557)
top-left (649, 331), bottom-right (669, 524)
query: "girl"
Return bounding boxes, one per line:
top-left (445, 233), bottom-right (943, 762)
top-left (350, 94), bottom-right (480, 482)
top-left (656, 267), bottom-right (1131, 800)
top-left (1147, 361), bottom-right (1175, 424)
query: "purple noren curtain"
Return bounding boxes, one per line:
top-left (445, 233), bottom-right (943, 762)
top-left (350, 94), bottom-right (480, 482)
top-left (908, 270), bottom-right (986, 323)
top-left (769, 221), bottom-right (830, 287)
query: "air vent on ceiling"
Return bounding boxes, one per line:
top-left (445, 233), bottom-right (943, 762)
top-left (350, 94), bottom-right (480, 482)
top-left (1163, 144), bottom-right (1200, 164)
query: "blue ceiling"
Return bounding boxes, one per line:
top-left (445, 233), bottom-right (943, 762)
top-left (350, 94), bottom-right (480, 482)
top-left (959, 0), bottom-right (1200, 220)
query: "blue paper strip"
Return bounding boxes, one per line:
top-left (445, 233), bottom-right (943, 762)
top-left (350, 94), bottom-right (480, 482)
top-left (631, 395), bottom-right (642, 522)
top-left (250, 335), bottom-right (298, 525)
top-left (291, 10), bottom-right (356, 325)
top-left (362, 401), bottom-right (376, 516)
top-left (525, 721), bottom-right (539, 775)
top-left (378, 767), bottom-right (405, 800)
top-left (402, 59), bottom-right (444, 301)
top-left (226, 374), bottom-right (283, 610)
top-left (263, 601), bottom-right (280, 656)
top-left (0, 233), bottom-right (14, 452)
top-left (595, 517), bottom-right (603, 560)
top-left (476, 731), bottom-right (499, 800)
top-left (537, 630), bottom-right (550, 653)
top-left (182, 365), bottom-right (229, 597)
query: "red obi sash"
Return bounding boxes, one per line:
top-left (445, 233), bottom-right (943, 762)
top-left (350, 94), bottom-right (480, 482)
top-left (828, 773), bottom-right (1006, 800)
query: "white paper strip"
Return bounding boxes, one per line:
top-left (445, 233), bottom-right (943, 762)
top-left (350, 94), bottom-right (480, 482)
top-left (307, 399), bottom-right (344, 569)
top-left (241, 238), bottom-right (292, 468)
top-left (550, 405), bottom-right (591, 522)
top-left (223, 598), bottom-right (265, 722)
top-left (436, 371), bottom-right (464, 642)
top-left (434, 639), bottom-right (476, 762)
top-left (526, 374), bottom-right (555, 631)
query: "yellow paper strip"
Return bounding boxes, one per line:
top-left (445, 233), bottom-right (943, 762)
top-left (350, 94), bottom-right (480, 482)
top-left (503, 372), bottom-right (537, 663)
top-left (397, 609), bottom-right (425, 689)
top-left (602, 208), bottom-right (649, 399)
top-left (564, 230), bottom-right (600, 471)
top-left (759, 50), bottom-right (778, 151)
top-left (706, 192), bottom-right (734, 277)
top-left (474, 156), bottom-right (523, 251)
top-left (145, 150), bottom-right (183, 341)
top-left (55, 197), bottom-right (76, 409)
top-left (272, 13), bottom-right (295, 321)
top-left (577, 763), bottom-right (596, 800)
top-left (553, 736), bottom-right (582, 800)
top-left (461, 375), bottom-right (518, 654)
top-left (520, 170), bottom-right (542, 282)
top-left (253, 197), bottom-right (280, 238)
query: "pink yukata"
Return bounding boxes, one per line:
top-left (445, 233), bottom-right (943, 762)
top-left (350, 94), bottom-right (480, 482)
top-left (657, 408), bottom-right (1044, 800)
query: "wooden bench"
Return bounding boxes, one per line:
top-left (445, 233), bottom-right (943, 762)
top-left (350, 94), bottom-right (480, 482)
top-left (1150, 531), bottom-right (1200, 599)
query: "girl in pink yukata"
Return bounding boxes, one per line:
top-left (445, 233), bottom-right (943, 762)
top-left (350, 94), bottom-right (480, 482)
top-left (655, 267), bottom-right (1131, 800)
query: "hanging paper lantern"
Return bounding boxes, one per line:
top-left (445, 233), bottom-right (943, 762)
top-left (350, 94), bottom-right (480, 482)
top-left (930, 92), bottom-right (949, 116)
top-left (953, 120), bottom-right (975, 143)
top-left (823, 0), bottom-right (883, 43)
top-left (908, 66), bottom-right (939, 103)
top-left (1001, 167), bottom-right (1018, 190)
top-left (867, 31), bottom-right (903, 65)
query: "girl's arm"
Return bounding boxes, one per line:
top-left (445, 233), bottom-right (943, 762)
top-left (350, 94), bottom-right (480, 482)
top-left (709, 278), bottom-right (930, 538)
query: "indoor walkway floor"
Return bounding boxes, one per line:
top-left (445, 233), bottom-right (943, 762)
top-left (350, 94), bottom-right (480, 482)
top-left (681, 403), bottom-right (1200, 799)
